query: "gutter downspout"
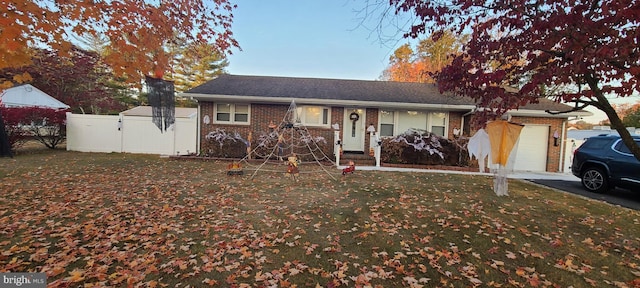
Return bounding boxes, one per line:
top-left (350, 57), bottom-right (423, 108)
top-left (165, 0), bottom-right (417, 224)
top-left (461, 108), bottom-right (475, 136)
top-left (559, 119), bottom-right (567, 172)
top-left (462, 108), bottom-right (476, 117)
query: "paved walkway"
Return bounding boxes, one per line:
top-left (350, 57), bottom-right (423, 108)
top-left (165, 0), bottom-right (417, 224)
top-left (343, 165), bottom-right (579, 181)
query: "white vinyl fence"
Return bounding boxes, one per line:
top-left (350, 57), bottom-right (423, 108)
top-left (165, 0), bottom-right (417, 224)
top-left (66, 107), bottom-right (197, 155)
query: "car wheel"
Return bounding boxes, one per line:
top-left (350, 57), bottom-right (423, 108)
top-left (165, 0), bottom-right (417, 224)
top-left (581, 167), bottom-right (609, 193)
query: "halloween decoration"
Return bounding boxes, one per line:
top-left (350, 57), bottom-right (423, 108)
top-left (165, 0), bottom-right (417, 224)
top-left (468, 129), bottom-right (491, 173)
top-left (227, 162), bottom-right (243, 176)
top-left (286, 154), bottom-right (300, 181)
top-left (221, 100), bottom-right (340, 180)
top-left (342, 160), bottom-right (355, 175)
top-left (485, 120), bottom-right (524, 196)
top-left (146, 76), bottom-right (175, 133)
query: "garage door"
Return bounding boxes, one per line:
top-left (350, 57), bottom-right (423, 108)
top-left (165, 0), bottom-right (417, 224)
top-left (513, 125), bottom-right (549, 171)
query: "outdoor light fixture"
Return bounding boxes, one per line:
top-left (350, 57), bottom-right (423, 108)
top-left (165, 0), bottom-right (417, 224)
top-left (367, 124), bottom-right (376, 134)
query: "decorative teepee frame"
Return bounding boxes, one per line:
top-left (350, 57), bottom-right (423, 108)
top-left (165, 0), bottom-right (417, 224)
top-left (234, 100), bottom-right (340, 180)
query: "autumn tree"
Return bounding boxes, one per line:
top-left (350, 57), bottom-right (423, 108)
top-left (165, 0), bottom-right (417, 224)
top-left (0, 0), bottom-right (238, 89)
top-left (380, 0), bottom-right (640, 160)
top-left (614, 102), bottom-right (640, 128)
top-left (569, 120), bottom-right (594, 131)
top-left (0, 107), bottom-right (31, 151)
top-left (381, 31), bottom-right (464, 83)
top-left (0, 47), bottom-right (129, 114)
top-left (381, 44), bottom-right (427, 82)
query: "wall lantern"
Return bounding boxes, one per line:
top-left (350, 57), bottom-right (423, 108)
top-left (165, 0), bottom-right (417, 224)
top-left (367, 124), bottom-right (376, 134)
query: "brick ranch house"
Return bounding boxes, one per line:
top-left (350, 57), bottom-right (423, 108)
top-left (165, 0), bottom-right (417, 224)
top-left (183, 74), bottom-right (591, 172)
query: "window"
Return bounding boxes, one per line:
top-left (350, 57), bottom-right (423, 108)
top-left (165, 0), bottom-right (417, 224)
top-left (397, 110), bottom-right (427, 134)
top-left (379, 110), bottom-right (448, 137)
top-left (429, 112), bottom-right (447, 137)
top-left (215, 103), bottom-right (250, 124)
top-left (613, 139), bottom-right (640, 154)
top-left (582, 138), bottom-right (610, 149)
top-left (380, 110), bottom-right (395, 137)
top-left (295, 106), bottom-right (330, 126)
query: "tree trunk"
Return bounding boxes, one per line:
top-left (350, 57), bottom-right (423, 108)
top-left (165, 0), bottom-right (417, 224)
top-left (589, 78), bottom-right (640, 161)
top-left (0, 110), bottom-right (13, 157)
top-left (602, 104), bottom-right (640, 161)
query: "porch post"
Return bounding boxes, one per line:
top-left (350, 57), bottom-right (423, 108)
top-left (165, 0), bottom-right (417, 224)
top-left (369, 131), bottom-right (381, 167)
top-left (374, 132), bottom-right (381, 167)
top-left (334, 130), bottom-right (341, 167)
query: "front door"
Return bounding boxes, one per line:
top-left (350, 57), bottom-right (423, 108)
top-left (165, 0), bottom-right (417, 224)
top-left (342, 108), bottom-right (366, 152)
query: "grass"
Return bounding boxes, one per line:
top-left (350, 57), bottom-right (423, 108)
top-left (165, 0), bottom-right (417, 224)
top-left (1, 149), bottom-right (639, 287)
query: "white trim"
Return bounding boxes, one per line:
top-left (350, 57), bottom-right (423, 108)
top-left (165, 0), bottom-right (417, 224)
top-left (187, 93), bottom-right (476, 111)
top-left (506, 109), bottom-right (592, 118)
top-left (187, 93), bottom-right (593, 118)
top-left (560, 120), bottom-right (567, 172)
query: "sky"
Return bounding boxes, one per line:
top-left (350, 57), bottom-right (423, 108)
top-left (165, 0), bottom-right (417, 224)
top-left (225, 0), bottom-right (409, 81)
top-left (223, 1), bottom-right (639, 124)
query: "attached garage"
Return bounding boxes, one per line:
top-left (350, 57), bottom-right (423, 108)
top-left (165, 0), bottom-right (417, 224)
top-left (513, 124), bottom-right (549, 172)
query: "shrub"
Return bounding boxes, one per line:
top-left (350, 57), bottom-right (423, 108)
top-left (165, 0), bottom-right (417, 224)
top-left (381, 129), bottom-right (471, 166)
top-left (201, 128), bottom-right (248, 158)
top-left (1, 106), bottom-right (68, 151)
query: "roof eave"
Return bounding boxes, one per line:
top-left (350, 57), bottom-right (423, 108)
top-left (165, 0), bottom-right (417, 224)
top-left (507, 109), bottom-right (594, 118)
top-left (183, 93), bottom-right (476, 111)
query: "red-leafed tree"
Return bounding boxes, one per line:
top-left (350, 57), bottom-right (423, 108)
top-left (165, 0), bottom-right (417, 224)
top-left (0, 107), bottom-right (32, 151)
top-left (1, 47), bottom-right (127, 114)
top-left (385, 0), bottom-right (640, 160)
top-left (0, 106), bottom-right (69, 151)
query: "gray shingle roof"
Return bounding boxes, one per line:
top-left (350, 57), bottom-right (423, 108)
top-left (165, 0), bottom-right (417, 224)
top-left (185, 74), bottom-right (580, 113)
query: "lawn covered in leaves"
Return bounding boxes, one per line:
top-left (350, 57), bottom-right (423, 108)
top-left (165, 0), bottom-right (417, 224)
top-left (1, 150), bottom-right (639, 287)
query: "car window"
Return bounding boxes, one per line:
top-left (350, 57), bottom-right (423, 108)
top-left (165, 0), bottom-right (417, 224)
top-left (612, 139), bottom-right (640, 154)
top-left (582, 138), bottom-right (611, 149)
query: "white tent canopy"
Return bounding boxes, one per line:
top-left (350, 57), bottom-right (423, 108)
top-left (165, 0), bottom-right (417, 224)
top-left (1, 84), bottom-right (69, 109)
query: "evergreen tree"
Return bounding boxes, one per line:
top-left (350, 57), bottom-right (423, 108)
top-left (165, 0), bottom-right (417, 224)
top-left (172, 43), bottom-right (229, 93)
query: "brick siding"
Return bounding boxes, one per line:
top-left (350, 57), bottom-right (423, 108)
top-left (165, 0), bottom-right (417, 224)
top-left (200, 101), bottom-right (566, 172)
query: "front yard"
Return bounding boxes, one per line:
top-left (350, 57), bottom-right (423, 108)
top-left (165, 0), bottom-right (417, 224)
top-left (1, 150), bottom-right (639, 287)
